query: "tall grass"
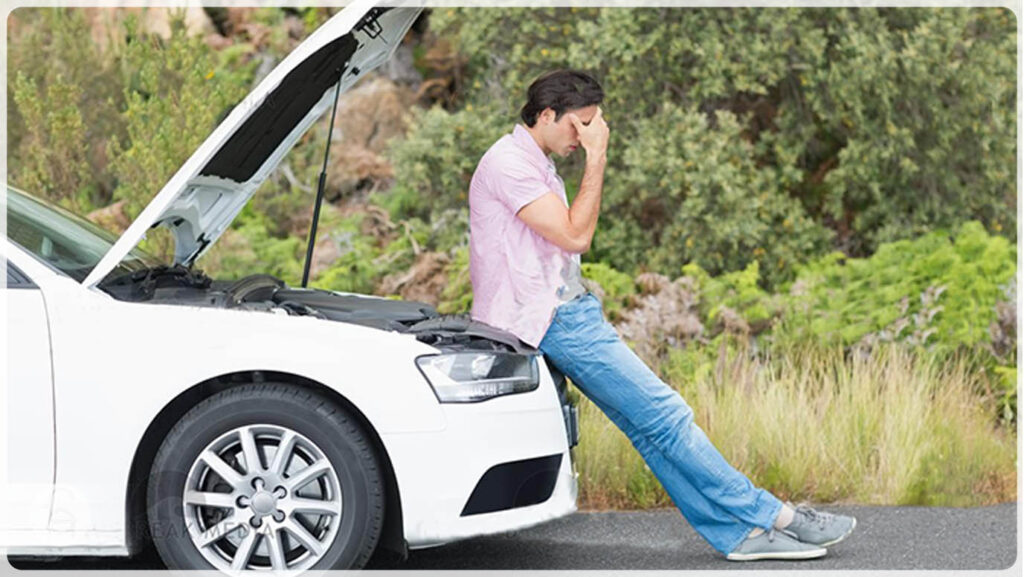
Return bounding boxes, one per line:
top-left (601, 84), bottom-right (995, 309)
top-left (572, 345), bottom-right (1016, 510)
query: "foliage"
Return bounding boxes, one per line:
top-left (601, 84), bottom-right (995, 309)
top-left (616, 104), bottom-right (831, 286)
top-left (425, 7), bottom-right (1016, 284)
top-left (580, 262), bottom-right (636, 320)
top-left (107, 13), bottom-right (254, 218)
top-left (312, 214), bottom-right (386, 295)
top-left (8, 8), bottom-right (124, 211)
top-left (437, 246), bottom-right (473, 314)
top-left (802, 9), bottom-right (1017, 253)
top-left (781, 221), bottom-right (1016, 354)
top-left (685, 260), bottom-right (781, 330)
top-left (11, 73), bottom-right (94, 213)
top-left (381, 105), bottom-right (508, 226)
top-left (204, 209), bottom-right (305, 282)
top-left (577, 342), bottom-right (1017, 509)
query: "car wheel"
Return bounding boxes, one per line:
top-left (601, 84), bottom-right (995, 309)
top-left (147, 382), bottom-right (384, 572)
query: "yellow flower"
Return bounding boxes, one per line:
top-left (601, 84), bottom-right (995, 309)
top-left (541, 48), bottom-right (550, 57)
top-left (205, 70), bottom-right (215, 80)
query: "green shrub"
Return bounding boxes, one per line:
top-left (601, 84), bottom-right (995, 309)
top-left (207, 211), bottom-right (305, 282)
top-left (426, 7), bottom-right (1016, 284)
top-left (381, 105), bottom-right (508, 226)
top-left (437, 246), bottom-right (473, 314)
top-left (781, 221), bottom-right (1016, 355)
top-left (8, 8), bottom-right (125, 211)
top-left (612, 104), bottom-right (831, 287)
top-left (581, 262), bottom-right (636, 321)
top-left (311, 214), bottom-right (386, 295)
top-left (108, 13), bottom-right (254, 218)
top-left (684, 260), bottom-right (781, 330)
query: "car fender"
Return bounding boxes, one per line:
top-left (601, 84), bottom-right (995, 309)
top-left (39, 280), bottom-right (444, 534)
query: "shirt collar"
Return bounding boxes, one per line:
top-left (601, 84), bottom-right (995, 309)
top-left (512, 124), bottom-right (555, 170)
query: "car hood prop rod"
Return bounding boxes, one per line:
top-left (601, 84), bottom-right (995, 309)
top-left (301, 65), bottom-right (348, 288)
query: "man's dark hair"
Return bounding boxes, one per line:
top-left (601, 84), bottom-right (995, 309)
top-left (520, 69), bottom-right (604, 127)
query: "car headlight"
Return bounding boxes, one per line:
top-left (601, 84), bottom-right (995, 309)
top-left (416, 351), bottom-right (541, 403)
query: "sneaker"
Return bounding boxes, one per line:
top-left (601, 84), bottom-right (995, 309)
top-left (782, 502), bottom-right (857, 547)
top-left (726, 528), bottom-right (828, 561)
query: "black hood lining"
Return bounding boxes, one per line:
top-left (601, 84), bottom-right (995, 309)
top-left (200, 33), bottom-right (359, 183)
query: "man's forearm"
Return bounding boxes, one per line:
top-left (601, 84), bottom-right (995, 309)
top-left (567, 154), bottom-right (606, 252)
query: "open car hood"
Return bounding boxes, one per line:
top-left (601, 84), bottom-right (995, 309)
top-left (82, 1), bottom-right (422, 288)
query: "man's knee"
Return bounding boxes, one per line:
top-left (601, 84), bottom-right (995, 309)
top-left (641, 389), bottom-right (697, 446)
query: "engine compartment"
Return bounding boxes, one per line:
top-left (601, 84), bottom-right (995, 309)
top-left (99, 265), bottom-right (534, 354)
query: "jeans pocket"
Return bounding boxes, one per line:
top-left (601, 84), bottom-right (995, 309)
top-left (552, 307), bottom-right (575, 332)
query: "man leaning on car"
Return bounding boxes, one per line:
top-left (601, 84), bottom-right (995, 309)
top-left (467, 69), bottom-right (857, 562)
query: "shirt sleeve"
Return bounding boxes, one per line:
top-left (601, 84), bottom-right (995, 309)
top-left (490, 157), bottom-right (552, 215)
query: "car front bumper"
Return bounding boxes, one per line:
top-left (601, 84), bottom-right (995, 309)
top-left (380, 369), bottom-right (578, 550)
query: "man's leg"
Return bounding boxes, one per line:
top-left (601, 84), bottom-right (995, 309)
top-left (576, 382), bottom-right (766, 555)
top-left (539, 295), bottom-right (782, 554)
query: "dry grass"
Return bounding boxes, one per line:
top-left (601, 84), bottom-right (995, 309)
top-left (573, 345), bottom-right (1017, 510)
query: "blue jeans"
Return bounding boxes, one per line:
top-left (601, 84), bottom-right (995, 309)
top-left (538, 293), bottom-right (782, 555)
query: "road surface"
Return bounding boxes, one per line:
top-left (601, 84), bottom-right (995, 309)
top-left (7, 503), bottom-right (1016, 571)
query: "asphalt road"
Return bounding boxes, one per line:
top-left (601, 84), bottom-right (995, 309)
top-left (7, 503), bottom-right (1017, 571)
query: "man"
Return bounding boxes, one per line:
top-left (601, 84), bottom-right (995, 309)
top-left (468, 69), bottom-right (856, 561)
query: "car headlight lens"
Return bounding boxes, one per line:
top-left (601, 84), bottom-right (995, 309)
top-left (416, 352), bottom-right (540, 403)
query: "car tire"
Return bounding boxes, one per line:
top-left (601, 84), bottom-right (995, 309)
top-left (147, 382), bottom-right (385, 572)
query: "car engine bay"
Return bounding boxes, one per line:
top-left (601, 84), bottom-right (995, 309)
top-left (98, 265), bottom-right (534, 354)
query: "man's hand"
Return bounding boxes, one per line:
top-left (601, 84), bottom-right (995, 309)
top-left (569, 107), bottom-right (609, 160)
top-left (517, 108), bottom-right (608, 254)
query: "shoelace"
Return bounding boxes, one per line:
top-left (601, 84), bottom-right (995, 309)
top-left (795, 504), bottom-right (834, 530)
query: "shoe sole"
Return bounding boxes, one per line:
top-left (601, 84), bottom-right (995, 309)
top-left (726, 547), bottom-right (827, 561)
top-left (820, 516), bottom-right (857, 547)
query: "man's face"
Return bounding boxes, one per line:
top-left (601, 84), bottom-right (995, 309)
top-left (537, 105), bottom-right (599, 157)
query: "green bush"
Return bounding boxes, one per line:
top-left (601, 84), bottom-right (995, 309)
top-left (684, 260), bottom-right (781, 330)
top-left (437, 246), bottom-right (473, 314)
top-left (108, 13), bottom-right (254, 218)
top-left (617, 103), bottom-right (831, 285)
top-left (312, 214), bottom-right (386, 295)
top-left (426, 7), bottom-right (1016, 284)
top-left (802, 9), bottom-right (1017, 253)
top-left (581, 262), bottom-right (636, 320)
top-left (781, 221), bottom-right (1016, 355)
top-left (8, 8), bottom-right (125, 211)
top-left (381, 105), bottom-right (508, 227)
top-left (207, 209), bottom-right (305, 282)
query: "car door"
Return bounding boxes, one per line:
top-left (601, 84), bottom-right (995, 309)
top-left (2, 258), bottom-right (55, 532)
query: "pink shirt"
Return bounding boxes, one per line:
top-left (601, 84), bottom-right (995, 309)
top-left (469, 124), bottom-right (584, 348)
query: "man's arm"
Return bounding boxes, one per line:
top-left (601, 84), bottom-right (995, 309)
top-left (516, 156), bottom-right (606, 254)
top-left (517, 108), bottom-right (609, 254)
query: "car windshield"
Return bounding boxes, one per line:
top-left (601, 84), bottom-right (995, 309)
top-left (5, 187), bottom-right (159, 282)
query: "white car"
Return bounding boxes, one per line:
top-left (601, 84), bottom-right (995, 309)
top-left (2, 1), bottom-right (579, 572)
